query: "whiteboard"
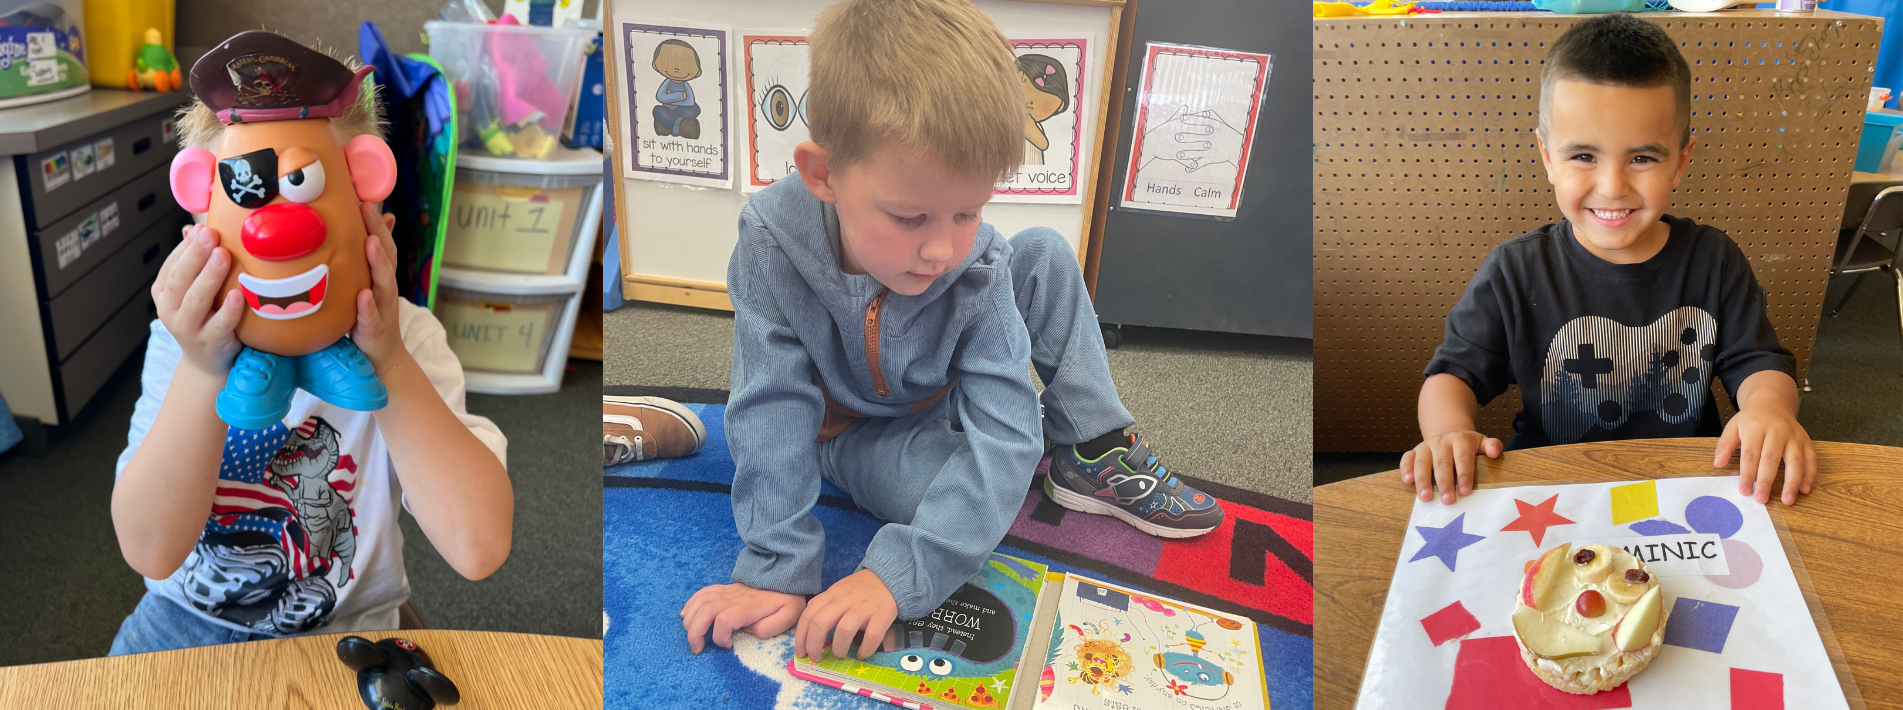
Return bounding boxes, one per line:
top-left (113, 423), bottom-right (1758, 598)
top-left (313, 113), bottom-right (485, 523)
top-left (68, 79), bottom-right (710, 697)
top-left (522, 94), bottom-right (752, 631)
top-left (607, 0), bottom-right (1115, 291)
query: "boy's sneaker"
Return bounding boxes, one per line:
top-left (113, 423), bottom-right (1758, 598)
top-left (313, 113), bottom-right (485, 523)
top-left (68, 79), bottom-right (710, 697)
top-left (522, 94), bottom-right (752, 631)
top-left (1043, 432), bottom-right (1224, 538)
top-left (604, 396), bottom-right (707, 467)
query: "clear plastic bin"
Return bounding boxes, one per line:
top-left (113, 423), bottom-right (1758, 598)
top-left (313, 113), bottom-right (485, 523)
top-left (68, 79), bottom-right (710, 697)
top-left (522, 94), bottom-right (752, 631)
top-left (444, 149), bottom-right (603, 274)
top-left (426, 20), bottom-right (593, 160)
top-left (434, 285), bottom-right (573, 374)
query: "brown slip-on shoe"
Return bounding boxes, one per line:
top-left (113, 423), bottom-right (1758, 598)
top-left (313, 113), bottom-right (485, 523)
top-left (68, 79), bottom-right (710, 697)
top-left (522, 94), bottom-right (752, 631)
top-left (604, 396), bottom-right (707, 466)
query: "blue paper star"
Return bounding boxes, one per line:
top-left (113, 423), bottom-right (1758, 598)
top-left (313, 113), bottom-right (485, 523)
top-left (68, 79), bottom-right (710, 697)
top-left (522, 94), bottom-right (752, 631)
top-left (1409, 513), bottom-right (1487, 571)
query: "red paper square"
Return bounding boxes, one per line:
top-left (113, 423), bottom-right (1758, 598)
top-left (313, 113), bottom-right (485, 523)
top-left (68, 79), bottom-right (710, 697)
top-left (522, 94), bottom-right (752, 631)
top-left (1730, 668), bottom-right (1783, 710)
top-left (1444, 636), bottom-right (1632, 710)
top-left (1421, 600), bottom-right (1482, 646)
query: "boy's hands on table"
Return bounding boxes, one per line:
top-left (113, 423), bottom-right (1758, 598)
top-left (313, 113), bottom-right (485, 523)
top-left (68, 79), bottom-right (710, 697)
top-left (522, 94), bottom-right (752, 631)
top-left (1402, 431), bottom-right (1503, 505)
top-left (153, 224), bottom-right (245, 382)
top-left (1717, 391), bottom-right (1816, 506)
top-left (681, 583), bottom-right (807, 654)
top-left (796, 569), bottom-right (898, 662)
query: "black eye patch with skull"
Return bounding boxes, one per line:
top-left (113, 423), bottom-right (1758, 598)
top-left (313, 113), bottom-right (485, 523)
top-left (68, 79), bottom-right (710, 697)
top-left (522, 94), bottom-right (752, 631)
top-left (218, 148), bottom-right (278, 208)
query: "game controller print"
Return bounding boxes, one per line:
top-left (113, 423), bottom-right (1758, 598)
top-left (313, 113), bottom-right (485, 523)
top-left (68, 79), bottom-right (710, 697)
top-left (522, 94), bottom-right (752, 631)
top-left (1539, 307), bottom-right (1718, 445)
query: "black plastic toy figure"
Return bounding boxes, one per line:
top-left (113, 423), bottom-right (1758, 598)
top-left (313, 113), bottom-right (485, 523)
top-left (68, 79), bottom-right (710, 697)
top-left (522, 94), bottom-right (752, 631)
top-left (336, 635), bottom-right (462, 710)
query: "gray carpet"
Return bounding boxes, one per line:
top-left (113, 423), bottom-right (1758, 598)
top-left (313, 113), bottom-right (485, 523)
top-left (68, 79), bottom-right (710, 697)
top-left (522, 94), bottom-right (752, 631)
top-left (0, 352), bottom-right (601, 667)
top-left (605, 301), bottom-right (1314, 503)
top-left (1313, 270), bottom-right (1903, 488)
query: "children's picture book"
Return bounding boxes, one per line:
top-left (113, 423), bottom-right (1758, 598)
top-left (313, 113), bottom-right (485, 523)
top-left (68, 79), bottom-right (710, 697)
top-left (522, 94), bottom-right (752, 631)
top-left (1033, 575), bottom-right (1268, 710)
top-left (790, 552), bottom-right (1055, 709)
top-left (1355, 477), bottom-right (1849, 709)
top-left (788, 552), bottom-right (1269, 710)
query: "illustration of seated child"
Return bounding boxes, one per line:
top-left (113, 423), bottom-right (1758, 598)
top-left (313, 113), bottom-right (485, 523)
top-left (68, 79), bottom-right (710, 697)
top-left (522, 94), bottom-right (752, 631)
top-left (1017, 53), bottom-right (1069, 166)
top-left (653, 39), bottom-right (704, 139)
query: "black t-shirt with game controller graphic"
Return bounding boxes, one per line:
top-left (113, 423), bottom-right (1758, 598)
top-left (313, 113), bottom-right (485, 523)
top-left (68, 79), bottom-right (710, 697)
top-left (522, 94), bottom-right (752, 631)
top-left (1425, 215), bottom-right (1795, 450)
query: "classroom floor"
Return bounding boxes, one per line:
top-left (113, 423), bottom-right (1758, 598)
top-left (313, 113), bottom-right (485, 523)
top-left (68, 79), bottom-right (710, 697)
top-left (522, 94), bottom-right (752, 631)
top-left (604, 300), bottom-right (1315, 503)
top-left (0, 352), bottom-right (602, 667)
top-left (1313, 271), bottom-right (1903, 488)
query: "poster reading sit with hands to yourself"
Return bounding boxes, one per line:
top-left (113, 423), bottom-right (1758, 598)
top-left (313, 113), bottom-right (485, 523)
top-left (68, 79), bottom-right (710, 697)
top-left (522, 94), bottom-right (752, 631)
top-left (996, 38), bottom-right (1088, 204)
top-left (740, 32), bottom-right (810, 192)
top-left (620, 20), bottom-right (731, 188)
top-left (1356, 477), bottom-right (1850, 709)
top-left (1119, 43), bottom-right (1271, 220)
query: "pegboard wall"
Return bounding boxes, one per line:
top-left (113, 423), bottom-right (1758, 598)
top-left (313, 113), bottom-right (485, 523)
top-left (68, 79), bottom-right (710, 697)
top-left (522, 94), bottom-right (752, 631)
top-left (1313, 10), bottom-right (1881, 452)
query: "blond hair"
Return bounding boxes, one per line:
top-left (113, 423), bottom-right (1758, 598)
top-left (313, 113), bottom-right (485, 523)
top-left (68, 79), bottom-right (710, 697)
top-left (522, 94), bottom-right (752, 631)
top-left (174, 45), bottom-right (385, 151)
top-left (807, 0), bottom-right (1021, 180)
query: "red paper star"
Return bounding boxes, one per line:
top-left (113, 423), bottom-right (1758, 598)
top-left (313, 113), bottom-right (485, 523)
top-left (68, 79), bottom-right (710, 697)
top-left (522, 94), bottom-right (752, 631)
top-left (1500, 494), bottom-right (1574, 546)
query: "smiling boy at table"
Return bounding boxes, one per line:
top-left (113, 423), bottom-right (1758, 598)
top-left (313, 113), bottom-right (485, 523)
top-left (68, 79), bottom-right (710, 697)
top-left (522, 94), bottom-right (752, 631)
top-left (678, 0), bottom-right (1227, 663)
top-left (1405, 13), bottom-right (1815, 507)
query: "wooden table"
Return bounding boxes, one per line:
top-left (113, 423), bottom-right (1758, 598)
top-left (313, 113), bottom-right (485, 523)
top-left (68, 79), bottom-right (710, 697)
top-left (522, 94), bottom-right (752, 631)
top-left (1314, 438), bottom-right (1903, 710)
top-left (0, 630), bottom-right (601, 709)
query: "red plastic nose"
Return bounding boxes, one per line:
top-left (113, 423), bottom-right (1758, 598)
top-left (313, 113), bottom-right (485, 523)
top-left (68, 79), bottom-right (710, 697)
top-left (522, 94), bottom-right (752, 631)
top-left (239, 203), bottom-right (327, 261)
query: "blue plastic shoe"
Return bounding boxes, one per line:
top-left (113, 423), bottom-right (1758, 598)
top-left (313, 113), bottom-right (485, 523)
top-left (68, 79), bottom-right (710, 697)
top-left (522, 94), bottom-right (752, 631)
top-left (294, 338), bottom-right (389, 411)
top-left (217, 348), bottom-right (298, 430)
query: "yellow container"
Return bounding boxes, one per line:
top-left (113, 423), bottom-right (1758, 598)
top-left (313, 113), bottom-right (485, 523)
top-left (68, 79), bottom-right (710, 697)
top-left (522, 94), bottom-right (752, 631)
top-left (82, 0), bottom-right (173, 89)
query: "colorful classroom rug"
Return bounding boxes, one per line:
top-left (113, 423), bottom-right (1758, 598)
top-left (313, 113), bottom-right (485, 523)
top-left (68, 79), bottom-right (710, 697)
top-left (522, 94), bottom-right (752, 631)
top-left (605, 399), bottom-right (1313, 710)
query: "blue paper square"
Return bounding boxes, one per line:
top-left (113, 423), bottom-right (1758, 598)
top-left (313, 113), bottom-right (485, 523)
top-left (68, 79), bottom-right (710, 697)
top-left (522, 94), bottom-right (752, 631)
top-left (1662, 597), bottom-right (1740, 654)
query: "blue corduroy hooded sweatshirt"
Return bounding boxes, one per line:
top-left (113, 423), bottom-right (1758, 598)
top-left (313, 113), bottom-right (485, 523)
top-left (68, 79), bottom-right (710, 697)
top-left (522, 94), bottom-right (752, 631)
top-left (724, 176), bottom-right (1045, 620)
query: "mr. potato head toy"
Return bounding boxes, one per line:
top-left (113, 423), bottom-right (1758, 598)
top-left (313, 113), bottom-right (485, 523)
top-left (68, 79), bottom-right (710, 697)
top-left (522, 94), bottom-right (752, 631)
top-left (169, 32), bottom-right (398, 430)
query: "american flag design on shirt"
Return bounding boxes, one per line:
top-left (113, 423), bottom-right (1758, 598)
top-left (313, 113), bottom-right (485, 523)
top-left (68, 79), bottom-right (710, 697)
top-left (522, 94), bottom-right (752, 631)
top-left (163, 416), bottom-right (362, 635)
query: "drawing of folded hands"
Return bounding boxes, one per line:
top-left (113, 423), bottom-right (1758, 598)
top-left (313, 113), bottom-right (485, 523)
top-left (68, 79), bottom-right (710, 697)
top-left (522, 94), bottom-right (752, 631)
top-left (1142, 106), bottom-right (1245, 173)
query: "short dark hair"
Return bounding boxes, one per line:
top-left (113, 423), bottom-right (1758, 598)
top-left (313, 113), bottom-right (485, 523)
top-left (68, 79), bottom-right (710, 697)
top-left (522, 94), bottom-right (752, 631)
top-left (1539, 12), bottom-right (1692, 145)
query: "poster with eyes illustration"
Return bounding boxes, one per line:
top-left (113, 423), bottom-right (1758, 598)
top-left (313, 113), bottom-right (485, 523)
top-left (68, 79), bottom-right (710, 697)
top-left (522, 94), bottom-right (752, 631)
top-left (995, 38), bottom-right (1089, 204)
top-left (738, 32), bottom-right (810, 193)
top-left (620, 20), bottom-right (731, 188)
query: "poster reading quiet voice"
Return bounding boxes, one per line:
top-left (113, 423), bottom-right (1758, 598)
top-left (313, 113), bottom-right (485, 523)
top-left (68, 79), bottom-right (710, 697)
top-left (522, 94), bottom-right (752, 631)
top-left (621, 21), bottom-right (731, 188)
top-left (995, 38), bottom-right (1089, 204)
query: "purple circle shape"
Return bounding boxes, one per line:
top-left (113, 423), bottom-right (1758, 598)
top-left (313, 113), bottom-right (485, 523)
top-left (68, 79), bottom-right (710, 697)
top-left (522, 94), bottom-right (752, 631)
top-left (1705, 538), bottom-right (1763, 589)
top-left (1685, 495), bottom-right (1744, 539)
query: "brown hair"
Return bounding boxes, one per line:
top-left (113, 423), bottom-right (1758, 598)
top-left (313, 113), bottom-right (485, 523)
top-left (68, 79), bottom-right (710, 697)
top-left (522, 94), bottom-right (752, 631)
top-left (807, 0), bottom-right (1022, 180)
top-left (1539, 12), bottom-right (1692, 145)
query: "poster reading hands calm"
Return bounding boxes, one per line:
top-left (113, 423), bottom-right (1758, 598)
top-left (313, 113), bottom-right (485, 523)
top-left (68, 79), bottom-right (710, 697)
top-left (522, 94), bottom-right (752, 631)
top-left (740, 33), bottom-right (809, 192)
top-left (995, 38), bottom-right (1088, 204)
top-left (1120, 43), bottom-right (1271, 219)
top-left (621, 21), bottom-right (731, 188)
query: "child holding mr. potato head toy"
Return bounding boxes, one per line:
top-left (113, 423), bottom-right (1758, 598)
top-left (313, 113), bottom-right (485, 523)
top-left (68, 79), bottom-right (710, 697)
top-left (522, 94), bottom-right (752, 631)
top-left (109, 32), bottom-right (511, 654)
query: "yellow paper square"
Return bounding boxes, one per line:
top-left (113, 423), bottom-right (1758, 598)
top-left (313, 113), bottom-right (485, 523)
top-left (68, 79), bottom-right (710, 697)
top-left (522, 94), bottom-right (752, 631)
top-left (1609, 480), bottom-right (1659, 525)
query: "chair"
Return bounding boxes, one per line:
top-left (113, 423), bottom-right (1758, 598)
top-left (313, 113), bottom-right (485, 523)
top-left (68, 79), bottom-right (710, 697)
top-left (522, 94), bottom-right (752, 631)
top-left (399, 601), bottom-right (427, 630)
top-left (1826, 186), bottom-right (1903, 335)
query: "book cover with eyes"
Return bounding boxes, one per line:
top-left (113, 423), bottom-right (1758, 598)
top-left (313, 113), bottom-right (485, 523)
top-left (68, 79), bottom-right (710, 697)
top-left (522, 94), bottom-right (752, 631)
top-left (789, 552), bottom-right (1054, 709)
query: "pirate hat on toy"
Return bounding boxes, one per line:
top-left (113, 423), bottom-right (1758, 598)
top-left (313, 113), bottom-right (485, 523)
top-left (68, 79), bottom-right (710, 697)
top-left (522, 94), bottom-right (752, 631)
top-left (190, 31), bottom-right (373, 125)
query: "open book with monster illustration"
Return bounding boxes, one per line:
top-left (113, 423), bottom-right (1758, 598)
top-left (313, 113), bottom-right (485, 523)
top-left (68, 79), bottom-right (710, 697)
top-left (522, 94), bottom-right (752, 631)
top-left (787, 552), bottom-right (1269, 710)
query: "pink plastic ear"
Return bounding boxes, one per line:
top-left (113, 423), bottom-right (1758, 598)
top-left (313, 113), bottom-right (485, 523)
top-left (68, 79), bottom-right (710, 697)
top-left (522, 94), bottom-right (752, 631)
top-left (170, 147), bottom-right (216, 213)
top-left (343, 135), bottom-right (397, 203)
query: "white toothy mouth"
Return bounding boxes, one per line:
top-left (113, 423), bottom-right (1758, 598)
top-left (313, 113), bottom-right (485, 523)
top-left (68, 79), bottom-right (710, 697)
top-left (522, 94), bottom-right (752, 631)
top-left (237, 264), bottom-right (328, 320)
top-left (1589, 208), bottom-right (1635, 221)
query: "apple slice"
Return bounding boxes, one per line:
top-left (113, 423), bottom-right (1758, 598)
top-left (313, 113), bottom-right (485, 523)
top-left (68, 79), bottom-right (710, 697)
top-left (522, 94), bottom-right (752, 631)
top-left (1613, 586), bottom-right (1663, 652)
top-left (1512, 605), bottom-right (1602, 659)
top-left (1520, 544), bottom-right (1572, 610)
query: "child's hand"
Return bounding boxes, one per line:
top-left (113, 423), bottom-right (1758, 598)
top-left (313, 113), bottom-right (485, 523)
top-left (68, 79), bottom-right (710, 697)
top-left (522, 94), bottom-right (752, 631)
top-left (680, 583), bottom-right (806, 654)
top-left (1401, 431), bottom-right (1503, 504)
top-left (795, 569), bottom-right (898, 662)
top-left (152, 224), bottom-right (245, 380)
top-left (1716, 406), bottom-right (1815, 505)
top-left (351, 204), bottom-right (408, 375)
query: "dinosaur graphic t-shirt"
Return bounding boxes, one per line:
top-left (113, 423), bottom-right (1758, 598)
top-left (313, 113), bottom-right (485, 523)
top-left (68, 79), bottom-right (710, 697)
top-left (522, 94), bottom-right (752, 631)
top-left (1424, 216), bottom-right (1795, 449)
top-left (116, 300), bottom-right (506, 636)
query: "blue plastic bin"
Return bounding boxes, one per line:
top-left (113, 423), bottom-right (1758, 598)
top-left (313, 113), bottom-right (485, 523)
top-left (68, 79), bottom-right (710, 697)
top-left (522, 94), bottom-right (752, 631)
top-left (1856, 108), bottom-right (1903, 172)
